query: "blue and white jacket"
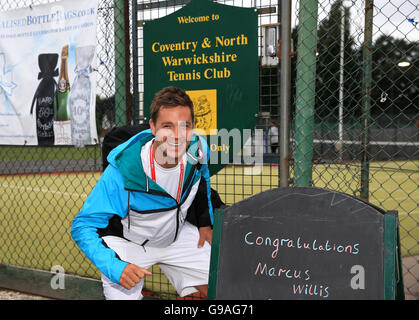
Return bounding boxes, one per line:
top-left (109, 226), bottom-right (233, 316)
top-left (71, 129), bottom-right (213, 284)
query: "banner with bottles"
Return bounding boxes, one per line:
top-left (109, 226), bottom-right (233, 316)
top-left (0, 0), bottom-right (98, 146)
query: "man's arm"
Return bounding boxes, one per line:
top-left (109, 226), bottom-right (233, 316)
top-left (192, 177), bottom-right (213, 248)
top-left (196, 135), bottom-right (217, 247)
top-left (71, 166), bottom-right (130, 284)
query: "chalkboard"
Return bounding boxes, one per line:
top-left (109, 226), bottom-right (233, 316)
top-left (208, 187), bottom-right (404, 300)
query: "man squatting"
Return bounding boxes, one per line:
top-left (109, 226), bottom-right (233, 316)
top-left (71, 86), bottom-right (214, 299)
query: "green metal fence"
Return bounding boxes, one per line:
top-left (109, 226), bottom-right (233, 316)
top-left (0, 0), bottom-right (417, 300)
top-left (291, 0), bottom-right (418, 300)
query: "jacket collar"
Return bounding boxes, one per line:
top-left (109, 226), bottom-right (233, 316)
top-left (113, 131), bottom-right (202, 193)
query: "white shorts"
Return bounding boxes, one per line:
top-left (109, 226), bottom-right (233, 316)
top-left (101, 221), bottom-right (211, 300)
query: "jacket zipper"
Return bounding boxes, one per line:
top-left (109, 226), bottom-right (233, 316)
top-left (173, 169), bottom-right (197, 242)
top-left (127, 192), bottom-right (131, 230)
top-left (173, 205), bottom-right (181, 242)
top-left (127, 168), bottom-right (197, 243)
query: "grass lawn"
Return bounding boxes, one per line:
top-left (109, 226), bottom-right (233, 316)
top-left (0, 160), bottom-right (417, 297)
top-left (0, 145), bottom-right (101, 162)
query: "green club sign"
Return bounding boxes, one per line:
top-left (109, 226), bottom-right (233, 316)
top-left (144, 0), bottom-right (259, 175)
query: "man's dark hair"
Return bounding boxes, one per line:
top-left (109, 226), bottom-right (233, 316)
top-left (150, 86), bottom-right (194, 124)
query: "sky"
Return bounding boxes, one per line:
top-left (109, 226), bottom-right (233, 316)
top-left (0, 0), bottom-right (417, 41)
top-left (139, 0), bottom-right (418, 42)
top-left (2, 0), bottom-right (415, 98)
top-left (316, 0), bottom-right (419, 43)
top-left (371, 0), bottom-right (418, 42)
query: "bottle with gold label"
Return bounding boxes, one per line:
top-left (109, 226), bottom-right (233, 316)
top-left (54, 45), bottom-right (70, 121)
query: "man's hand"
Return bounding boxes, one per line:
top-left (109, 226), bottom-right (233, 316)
top-left (197, 226), bottom-right (212, 248)
top-left (119, 264), bottom-right (152, 290)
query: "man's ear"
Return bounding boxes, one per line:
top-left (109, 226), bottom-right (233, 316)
top-left (149, 119), bottom-right (156, 136)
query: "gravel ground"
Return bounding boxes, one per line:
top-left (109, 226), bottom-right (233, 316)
top-left (0, 288), bottom-right (52, 300)
top-left (0, 256), bottom-right (417, 300)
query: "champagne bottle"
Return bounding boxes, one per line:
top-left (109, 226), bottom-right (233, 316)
top-left (55, 45), bottom-right (70, 121)
top-left (69, 45), bottom-right (95, 147)
top-left (30, 53), bottom-right (59, 146)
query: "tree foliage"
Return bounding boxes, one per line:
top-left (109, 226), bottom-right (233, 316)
top-left (371, 34), bottom-right (418, 126)
top-left (292, 0), bottom-right (418, 128)
top-left (315, 0), bottom-right (361, 125)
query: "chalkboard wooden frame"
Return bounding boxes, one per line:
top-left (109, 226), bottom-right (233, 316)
top-left (208, 208), bottom-right (223, 299)
top-left (383, 212), bottom-right (405, 300)
top-left (208, 188), bottom-right (405, 300)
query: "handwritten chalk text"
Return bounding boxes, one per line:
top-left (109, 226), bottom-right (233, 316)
top-left (244, 231), bottom-right (360, 259)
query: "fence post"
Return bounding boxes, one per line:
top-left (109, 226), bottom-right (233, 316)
top-left (360, 0), bottom-right (373, 201)
top-left (279, 0), bottom-right (292, 187)
top-left (293, 0), bottom-right (318, 187)
top-left (114, 0), bottom-right (131, 126)
top-left (131, 0), bottom-right (139, 125)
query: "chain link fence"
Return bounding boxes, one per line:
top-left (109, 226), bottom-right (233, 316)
top-left (291, 0), bottom-right (418, 299)
top-left (0, 0), bottom-right (115, 290)
top-left (0, 0), bottom-right (417, 299)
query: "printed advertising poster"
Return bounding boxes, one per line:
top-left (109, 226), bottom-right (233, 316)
top-left (0, 0), bottom-right (98, 146)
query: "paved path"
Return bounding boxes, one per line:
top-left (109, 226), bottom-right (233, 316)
top-left (0, 288), bottom-right (52, 300)
top-left (402, 255), bottom-right (419, 300)
top-left (1, 256), bottom-right (417, 300)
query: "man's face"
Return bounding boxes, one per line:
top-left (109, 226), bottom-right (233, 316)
top-left (149, 105), bottom-right (194, 165)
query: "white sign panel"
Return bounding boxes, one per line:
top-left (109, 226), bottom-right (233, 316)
top-left (0, 0), bottom-right (98, 146)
